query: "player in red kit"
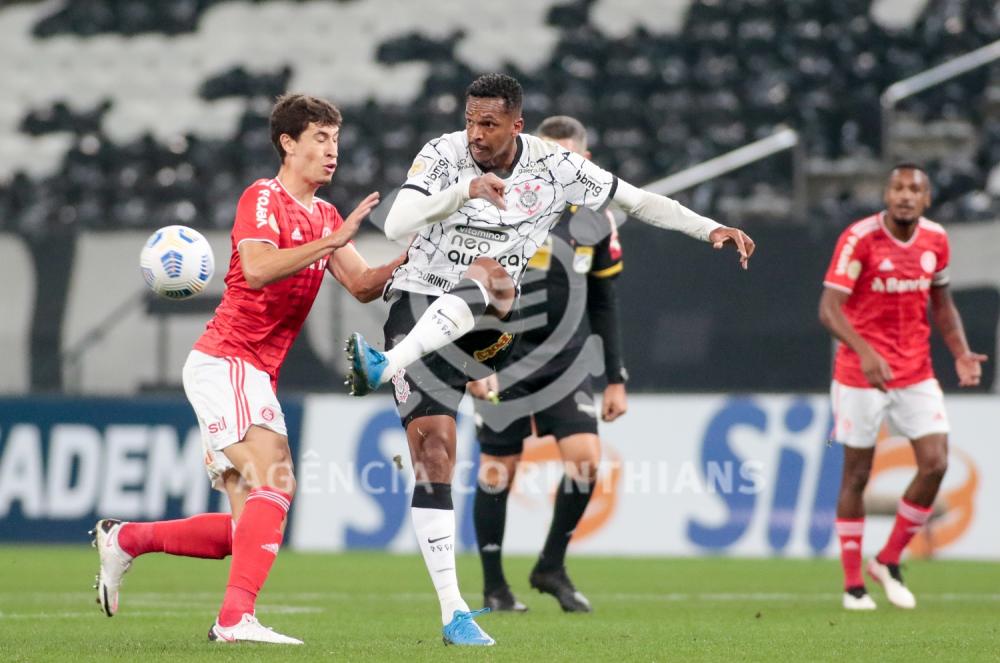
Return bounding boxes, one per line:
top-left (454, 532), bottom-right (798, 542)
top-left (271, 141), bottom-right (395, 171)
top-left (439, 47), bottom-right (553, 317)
top-left (819, 164), bottom-right (987, 611)
top-left (90, 94), bottom-right (402, 644)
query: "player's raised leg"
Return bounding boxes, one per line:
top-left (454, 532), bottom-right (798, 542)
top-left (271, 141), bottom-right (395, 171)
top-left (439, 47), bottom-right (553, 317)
top-left (92, 469), bottom-right (247, 617)
top-left (92, 512), bottom-right (236, 617)
top-left (869, 431), bottom-right (947, 609)
top-left (347, 258), bottom-right (514, 396)
top-left (407, 415), bottom-right (495, 646)
top-left (208, 425), bottom-right (302, 645)
top-left (475, 452), bottom-right (527, 612)
top-left (836, 445), bottom-right (877, 610)
top-left (529, 433), bottom-right (599, 613)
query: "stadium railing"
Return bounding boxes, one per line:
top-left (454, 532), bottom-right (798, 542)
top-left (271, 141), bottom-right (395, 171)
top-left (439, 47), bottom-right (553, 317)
top-left (642, 126), bottom-right (805, 218)
top-left (881, 38), bottom-right (1000, 165)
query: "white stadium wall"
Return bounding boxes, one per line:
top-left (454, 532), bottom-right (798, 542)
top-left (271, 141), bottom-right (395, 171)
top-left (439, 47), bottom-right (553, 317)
top-left (291, 393), bottom-right (1000, 560)
top-left (1, 392), bottom-right (997, 557)
top-left (0, 234), bottom-right (34, 392)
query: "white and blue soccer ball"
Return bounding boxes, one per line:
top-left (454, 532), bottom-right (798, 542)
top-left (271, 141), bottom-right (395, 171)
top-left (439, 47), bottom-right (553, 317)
top-left (139, 225), bottom-right (215, 300)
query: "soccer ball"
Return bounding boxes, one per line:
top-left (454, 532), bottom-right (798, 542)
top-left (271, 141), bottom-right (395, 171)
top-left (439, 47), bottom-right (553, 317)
top-left (139, 225), bottom-right (215, 300)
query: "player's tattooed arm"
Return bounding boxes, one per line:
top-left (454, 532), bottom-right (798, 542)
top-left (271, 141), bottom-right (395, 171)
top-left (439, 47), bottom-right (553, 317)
top-left (929, 285), bottom-right (988, 387)
top-left (818, 287), bottom-right (893, 391)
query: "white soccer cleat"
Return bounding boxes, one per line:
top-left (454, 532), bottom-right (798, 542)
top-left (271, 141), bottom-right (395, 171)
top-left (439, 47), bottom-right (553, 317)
top-left (90, 518), bottom-right (133, 617)
top-left (842, 589), bottom-right (877, 611)
top-left (867, 559), bottom-right (916, 609)
top-left (208, 613), bottom-right (304, 645)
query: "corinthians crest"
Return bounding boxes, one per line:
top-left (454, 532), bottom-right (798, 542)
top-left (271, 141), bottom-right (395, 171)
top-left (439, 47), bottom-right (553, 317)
top-left (514, 183), bottom-right (542, 214)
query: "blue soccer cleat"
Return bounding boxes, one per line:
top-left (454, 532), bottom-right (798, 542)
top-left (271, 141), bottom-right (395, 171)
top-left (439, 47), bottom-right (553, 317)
top-left (442, 608), bottom-right (495, 646)
top-left (345, 332), bottom-right (388, 396)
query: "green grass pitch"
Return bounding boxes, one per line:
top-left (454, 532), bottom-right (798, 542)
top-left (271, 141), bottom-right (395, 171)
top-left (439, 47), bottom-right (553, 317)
top-left (0, 547), bottom-right (997, 661)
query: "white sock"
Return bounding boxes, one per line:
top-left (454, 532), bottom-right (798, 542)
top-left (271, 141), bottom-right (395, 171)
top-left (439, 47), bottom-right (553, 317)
top-left (382, 292), bottom-right (482, 383)
top-left (411, 506), bottom-right (469, 624)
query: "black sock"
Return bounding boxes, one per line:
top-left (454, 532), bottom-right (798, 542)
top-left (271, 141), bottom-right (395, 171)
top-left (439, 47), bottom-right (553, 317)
top-left (537, 475), bottom-right (595, 572)
top-left (474, 482), bottom-right (510, 592)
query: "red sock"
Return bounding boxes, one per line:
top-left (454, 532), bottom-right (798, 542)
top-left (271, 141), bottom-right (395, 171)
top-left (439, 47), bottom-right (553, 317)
top-left (835, 518), bottom-right (865, 589)
top-left (218, 487), bottom-right (291, 627)
top-left (118, 513), bottom-right (233, 559)
top-left (877, 498), bottom-right (932, 566)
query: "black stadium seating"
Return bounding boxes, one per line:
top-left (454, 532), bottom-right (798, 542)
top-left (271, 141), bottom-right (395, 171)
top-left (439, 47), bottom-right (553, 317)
top-left (0, 0), bottom-right (996, 237)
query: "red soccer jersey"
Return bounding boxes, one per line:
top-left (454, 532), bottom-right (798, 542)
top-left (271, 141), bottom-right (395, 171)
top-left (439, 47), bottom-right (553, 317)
top-left (823, 213), bottom-right (950, 389)
top-left (194, 178), bottom-right (344, 389)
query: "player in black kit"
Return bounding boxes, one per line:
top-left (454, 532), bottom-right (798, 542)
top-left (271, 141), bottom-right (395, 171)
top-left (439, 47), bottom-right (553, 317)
top-left (468, 115), bottom-right (628, 613)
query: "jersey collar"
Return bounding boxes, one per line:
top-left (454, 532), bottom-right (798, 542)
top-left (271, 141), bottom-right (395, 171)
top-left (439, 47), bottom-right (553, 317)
top-left (470, 135), bottom-right (524, 180)
top-left (274, 176), bottom-right (315, 214)
top-left (878, 211), bottom-right (922, 248)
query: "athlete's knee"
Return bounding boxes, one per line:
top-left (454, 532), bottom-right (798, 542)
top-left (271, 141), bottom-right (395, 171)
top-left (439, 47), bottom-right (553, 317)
top-left (413, 429), bottom-right (455, 482)
top-left (560, 435), bottom-right (601, 483)
top-left (462, 257), bottom-right (515, 315)
top-left (478, 455), bottom-right (518, 490)
top-left (261, 459), bottom-right (296, 496)
top-left (841, 466), bottom-right (871, 494)
top-left (450, 277), bottom-right (490, 318)
top-left (565, 455), bottom-right (600, 483)
top-left (257, 445), bottom-right (296, 495)
top-left (272, 467), bottom-right (297, 496)
top-left (917, 453), bottom-right (948, 483)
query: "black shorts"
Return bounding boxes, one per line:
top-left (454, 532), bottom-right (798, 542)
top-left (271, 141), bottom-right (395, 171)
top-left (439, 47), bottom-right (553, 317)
top-left (474, 373), bottom-right (599, 457)
top-left (384, 290), bottom-right (517, 428)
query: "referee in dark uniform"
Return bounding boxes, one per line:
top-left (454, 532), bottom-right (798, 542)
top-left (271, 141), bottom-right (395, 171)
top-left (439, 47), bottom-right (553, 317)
top-left (469, 115), bottom-right (627, 613)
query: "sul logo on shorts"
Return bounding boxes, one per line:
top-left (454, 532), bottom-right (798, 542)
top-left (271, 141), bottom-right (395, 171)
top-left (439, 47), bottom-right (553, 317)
top-left (260, 406), bottom-right (276, 423)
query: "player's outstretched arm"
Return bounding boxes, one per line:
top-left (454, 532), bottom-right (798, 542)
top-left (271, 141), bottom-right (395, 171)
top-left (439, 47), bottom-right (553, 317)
top-left (328, 244), bottom-right (407, 303)
top-left (818, 287), bottom-right (893, 391)
top-left (239, 192), bottom-right (379, 289)
top-left (929, 285), bottom-right (988, 387)
top-left (383, 174), bottom-right (506, 241)
top-left (611, 179), bottom-right (755, 269)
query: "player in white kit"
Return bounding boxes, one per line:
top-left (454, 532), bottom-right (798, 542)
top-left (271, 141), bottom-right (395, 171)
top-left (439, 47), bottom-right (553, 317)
top-left (345, 73), bottom-right (755, 646)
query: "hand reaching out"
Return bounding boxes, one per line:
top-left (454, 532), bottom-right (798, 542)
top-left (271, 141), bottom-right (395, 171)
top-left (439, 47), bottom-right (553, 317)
top-left (330, 192), bottom-right (380, 249)
top-left (467, 373), bottom-right (500, 403)
top-left (709, 226), bottom-right (755, 270)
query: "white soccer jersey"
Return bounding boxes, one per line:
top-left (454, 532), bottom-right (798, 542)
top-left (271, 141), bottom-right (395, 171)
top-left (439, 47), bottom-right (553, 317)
top-left (388, 131), bottom-right (617, 296)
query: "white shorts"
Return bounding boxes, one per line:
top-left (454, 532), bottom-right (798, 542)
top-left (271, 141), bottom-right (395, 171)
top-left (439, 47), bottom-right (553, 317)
top-left (830, 378), bottom-right (950, 449)
top-left (182, 349), bottom-right (287, 490)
